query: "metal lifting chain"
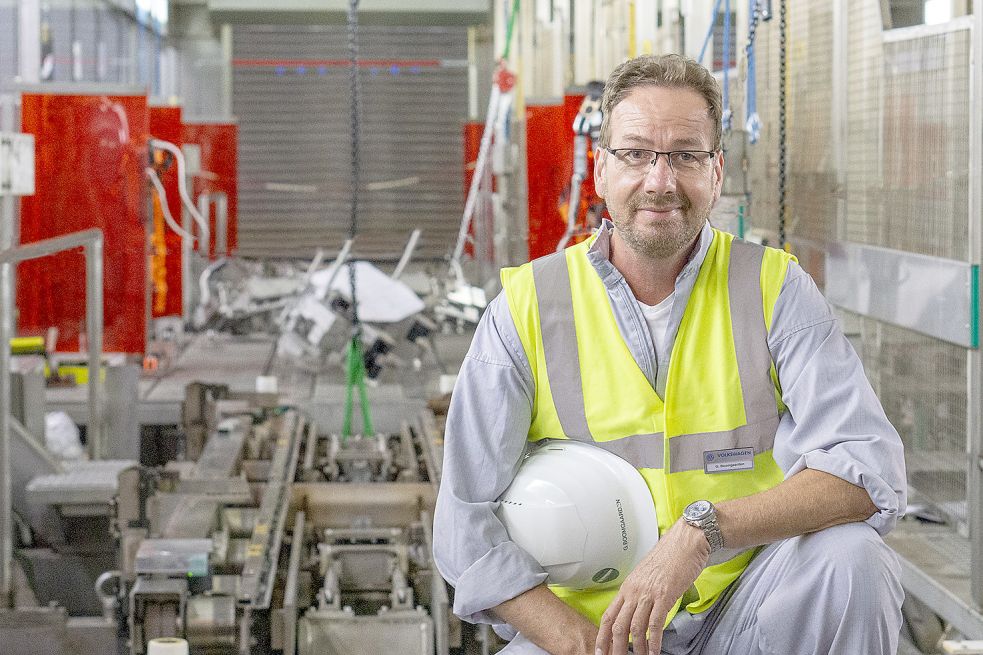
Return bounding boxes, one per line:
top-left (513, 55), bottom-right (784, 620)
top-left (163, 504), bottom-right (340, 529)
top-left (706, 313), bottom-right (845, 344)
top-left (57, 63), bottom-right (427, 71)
top-left (744, 0), bottom-right (764, 144)
top-left (343, 0), bottom-right (373, 440)
top-left (347, 0), bottom-right (361, 331)
top-left (778, 0), bottom-right (788, 250)
top-left (745, 1), bottom-right (762, 62)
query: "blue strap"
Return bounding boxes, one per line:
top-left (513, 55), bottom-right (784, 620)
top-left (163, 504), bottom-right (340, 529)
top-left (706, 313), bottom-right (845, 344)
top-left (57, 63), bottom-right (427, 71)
top-left (698, 0), bottom-right (726, 65)
top-left (722, 0), bottom-right (732, 131)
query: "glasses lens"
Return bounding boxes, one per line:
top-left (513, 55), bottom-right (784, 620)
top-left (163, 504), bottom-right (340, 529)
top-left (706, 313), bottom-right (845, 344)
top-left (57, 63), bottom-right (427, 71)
top-left (669, 151), bottom-right (710, 172)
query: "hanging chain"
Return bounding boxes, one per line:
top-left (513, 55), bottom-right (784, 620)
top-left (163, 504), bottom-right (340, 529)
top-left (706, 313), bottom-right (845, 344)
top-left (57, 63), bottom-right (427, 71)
top-left (745, 0), bottom-right (762, 60)
top-left (778, 0), bottom-right (788, 249)
top-left (347, 0), bottom-right (361, 332)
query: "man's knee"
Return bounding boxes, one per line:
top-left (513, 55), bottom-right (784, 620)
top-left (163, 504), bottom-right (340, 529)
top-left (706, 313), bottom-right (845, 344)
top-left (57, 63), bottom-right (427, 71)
top-left (755, 523), bottom-right (903, 653)
top-left (791, 522), bottom-right (902, 604)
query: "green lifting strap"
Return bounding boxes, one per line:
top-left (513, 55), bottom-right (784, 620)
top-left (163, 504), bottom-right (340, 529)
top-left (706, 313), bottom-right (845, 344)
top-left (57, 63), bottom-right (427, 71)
top-left (343, 335), bottom-right (374, 441)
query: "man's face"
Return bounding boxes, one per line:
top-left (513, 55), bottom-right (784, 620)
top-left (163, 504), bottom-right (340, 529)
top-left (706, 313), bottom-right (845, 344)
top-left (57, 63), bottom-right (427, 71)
top-left (594, 85), bottom-right (724, 260)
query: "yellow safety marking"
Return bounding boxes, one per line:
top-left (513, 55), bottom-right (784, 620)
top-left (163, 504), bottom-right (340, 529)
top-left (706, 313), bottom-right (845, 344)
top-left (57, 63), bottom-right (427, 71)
top-left (246, 544), bottom-right (265, 557)
top-left (253, 523), bottom-right (269, 535)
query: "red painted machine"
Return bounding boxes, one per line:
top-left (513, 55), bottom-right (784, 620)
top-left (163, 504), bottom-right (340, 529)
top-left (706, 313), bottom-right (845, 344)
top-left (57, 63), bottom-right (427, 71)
top-left (19, 89), bottom-right (149, 354)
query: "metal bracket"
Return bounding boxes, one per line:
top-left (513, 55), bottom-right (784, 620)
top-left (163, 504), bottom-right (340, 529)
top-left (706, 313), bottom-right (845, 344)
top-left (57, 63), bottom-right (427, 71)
top-left (0, 133), bottom-right (35, 197)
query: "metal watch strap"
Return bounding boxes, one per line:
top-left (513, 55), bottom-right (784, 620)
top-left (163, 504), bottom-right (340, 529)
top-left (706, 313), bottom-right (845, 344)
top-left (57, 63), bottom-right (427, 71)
top-left (702, 514), bottom-right (724, 553)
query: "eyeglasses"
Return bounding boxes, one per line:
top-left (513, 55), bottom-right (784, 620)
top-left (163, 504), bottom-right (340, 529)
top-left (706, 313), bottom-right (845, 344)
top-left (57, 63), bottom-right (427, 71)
top-left (602, 147), bottom-right (717, 176)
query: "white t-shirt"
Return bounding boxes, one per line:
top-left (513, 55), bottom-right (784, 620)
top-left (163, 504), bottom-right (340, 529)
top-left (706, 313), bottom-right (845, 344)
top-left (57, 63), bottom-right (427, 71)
top-left (637, 293), bottom-right (674, 367)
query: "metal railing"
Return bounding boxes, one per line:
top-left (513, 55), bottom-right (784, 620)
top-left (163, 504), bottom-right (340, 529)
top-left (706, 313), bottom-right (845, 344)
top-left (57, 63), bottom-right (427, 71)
top-left (0, 228), bottom-right (104, 606)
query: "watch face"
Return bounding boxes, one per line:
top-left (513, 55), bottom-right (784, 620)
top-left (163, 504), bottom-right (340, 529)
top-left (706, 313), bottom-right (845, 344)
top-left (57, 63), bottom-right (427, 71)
top-left (684, 500), bottom-right (712, 521)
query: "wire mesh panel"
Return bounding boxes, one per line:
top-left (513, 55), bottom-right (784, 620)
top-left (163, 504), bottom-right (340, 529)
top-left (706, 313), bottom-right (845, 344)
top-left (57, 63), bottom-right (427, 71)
top-left (845, 18), bottom-right (973, 517)
top-left (785, 1), bottom-right (835, 246)
top-left (844, 0), bottom-right (887, 251)
top-left (232, 25), bottom-right (469, 261)
top-left (858, 316), bottom-right (969, 520)
top-left (879, 29), bottom-right (970, 260)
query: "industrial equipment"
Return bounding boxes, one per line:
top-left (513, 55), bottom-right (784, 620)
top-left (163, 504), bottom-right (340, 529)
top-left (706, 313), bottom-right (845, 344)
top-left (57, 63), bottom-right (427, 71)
top-left (6, 377), bottom-right (459, 654)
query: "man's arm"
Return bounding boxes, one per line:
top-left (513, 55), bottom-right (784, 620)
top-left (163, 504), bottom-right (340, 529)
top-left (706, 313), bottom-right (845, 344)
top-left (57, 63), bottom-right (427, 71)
top-left (596, 262), bottom-right (905, 655)
top-left (493, 585), bottom-right (598, 655)
top-left (717, 468), bottom-right (876, 549)
top-left (432, 294), bottom-right (550, 626)
top-left (594, 468), bottom-right (876, 655)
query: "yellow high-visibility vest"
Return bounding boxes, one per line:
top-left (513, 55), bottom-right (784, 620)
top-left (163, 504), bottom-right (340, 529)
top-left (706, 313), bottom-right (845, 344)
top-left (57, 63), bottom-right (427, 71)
top-left (500, 228), bottom-right (794, 626)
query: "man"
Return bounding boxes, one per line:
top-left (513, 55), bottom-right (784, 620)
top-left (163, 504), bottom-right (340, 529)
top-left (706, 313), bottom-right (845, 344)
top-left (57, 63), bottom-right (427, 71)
top-left (433, 54), bottom-right (906, 655)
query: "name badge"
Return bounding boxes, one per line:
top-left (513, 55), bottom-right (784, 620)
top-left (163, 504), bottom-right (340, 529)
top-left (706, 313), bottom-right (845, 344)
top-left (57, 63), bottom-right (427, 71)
top-left (703, 447), bottom-right (755, 474)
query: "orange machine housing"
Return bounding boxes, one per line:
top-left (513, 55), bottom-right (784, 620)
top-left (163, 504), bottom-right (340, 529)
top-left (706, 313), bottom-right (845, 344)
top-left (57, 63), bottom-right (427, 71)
top-left (149, 105), bottom-right (184, 318)
top-left (19, 91), bottom-right (149, 354)
top-left (524, 93), bottom-right (601, 261)
top-left (181, 121), bottom-right (238, 258)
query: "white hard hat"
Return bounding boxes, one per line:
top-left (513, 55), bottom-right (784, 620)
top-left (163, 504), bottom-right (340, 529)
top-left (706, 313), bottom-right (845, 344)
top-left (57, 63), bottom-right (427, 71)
top-left (496, 440), bottom-right (660, 591)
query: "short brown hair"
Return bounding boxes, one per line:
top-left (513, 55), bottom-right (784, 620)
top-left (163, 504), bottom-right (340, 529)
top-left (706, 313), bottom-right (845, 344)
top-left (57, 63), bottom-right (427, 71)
top-left (598, 54), bottom-right (722, 150)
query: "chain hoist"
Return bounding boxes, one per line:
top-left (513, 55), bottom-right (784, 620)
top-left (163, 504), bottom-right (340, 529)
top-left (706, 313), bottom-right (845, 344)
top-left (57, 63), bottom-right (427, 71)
top-left (778, 0), bottom-right (788, 250)
top-left (343, 0), bottom-right (373, 440)
top-left (744, 0), bottom-right (764, 143)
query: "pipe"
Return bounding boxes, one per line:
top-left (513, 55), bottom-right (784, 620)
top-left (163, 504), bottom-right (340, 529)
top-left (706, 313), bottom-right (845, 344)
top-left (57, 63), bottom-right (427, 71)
top-left (149, 139), bottom-right (209, 253)
top-left (392, 229), bottom-right (421, 281)
top-left (0, 93), bottom-right (15, 608)
top-left (0, 228), bottom-right (104, 604)
top-left (145, 167), bottom-right (195, 242)
top-left (0, 235), bottom-right (11, 610)
top-left (196, 192), bottom-right (229, 258)
top-left (450, 83), bottom-right (502, 276)
top-left (214, 193), bottom-right (228, 257)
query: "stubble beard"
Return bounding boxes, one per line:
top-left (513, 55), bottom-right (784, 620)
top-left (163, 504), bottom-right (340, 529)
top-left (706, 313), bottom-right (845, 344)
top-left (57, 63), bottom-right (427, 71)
top-left (612, 192), bottom-right (713, 260)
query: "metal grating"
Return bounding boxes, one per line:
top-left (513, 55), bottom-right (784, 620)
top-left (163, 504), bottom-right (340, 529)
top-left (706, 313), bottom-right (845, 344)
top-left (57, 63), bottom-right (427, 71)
top-left (785, 0), bottom-right (835, 247)
top-left (844, 0), bottom-right (886, 252)
top-left (877, 30), bottom-right (970, 260)
top-left (858, 315), bottom-right (968, 517)
top-left (232, 25), bottom-right (469, 261)
top-left (741, 0), bottom-right (974, 522)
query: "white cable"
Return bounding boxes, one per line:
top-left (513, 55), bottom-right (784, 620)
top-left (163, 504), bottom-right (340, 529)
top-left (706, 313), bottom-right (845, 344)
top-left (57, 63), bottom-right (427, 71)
top-left (149, 139), bottom-right (210, 254)
top-left (145, 168), bottom-right (196, 243)
top-left (196, 257), bottom-right (227, 323)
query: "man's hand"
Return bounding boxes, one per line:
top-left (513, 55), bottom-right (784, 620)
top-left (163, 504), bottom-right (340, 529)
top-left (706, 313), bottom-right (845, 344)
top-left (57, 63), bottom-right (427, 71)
top-left (594, 519), bottom-right (710, 655)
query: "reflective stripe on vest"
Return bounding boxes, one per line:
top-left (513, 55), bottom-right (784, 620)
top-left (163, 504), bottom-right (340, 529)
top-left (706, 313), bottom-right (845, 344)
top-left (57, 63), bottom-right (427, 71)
top-left (531, 237), bottom-right (779, 473)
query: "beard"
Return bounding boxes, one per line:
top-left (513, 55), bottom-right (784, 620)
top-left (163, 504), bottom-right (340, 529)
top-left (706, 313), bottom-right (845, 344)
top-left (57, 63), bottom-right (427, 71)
top-left (610, 191), bottom-right (712, 260)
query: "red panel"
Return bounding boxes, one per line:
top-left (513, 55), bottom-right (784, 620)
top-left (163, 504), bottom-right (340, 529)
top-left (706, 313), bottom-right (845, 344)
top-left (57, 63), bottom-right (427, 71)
top-left (562, 92), bottom-right (602, 242)
top-left (182, 122), bottom-right (238, 258)
top-left (462, 121), bottom-right (483, 258)
top-left (525, 102), bottom-right (571, 261)
top-left (525, 95), bottom-right (603, 261)
top-left (149, 105), bottom-right (183, 317)
top-left (19, 93), bottom-right (149, 354)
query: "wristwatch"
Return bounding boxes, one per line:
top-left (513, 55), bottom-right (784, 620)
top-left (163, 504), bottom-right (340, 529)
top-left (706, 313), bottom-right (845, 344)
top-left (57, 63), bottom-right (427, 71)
top-left (683, 500), bottom-right (724, 553)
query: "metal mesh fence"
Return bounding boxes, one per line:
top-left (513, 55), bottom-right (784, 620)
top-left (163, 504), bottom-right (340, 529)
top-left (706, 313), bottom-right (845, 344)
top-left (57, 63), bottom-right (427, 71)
top-left (740, 1), bottom-right (973, 517)
top-left (778, 0), bottom-right (836, 247)
top-left (858, 315), bottom-right (969, 519)
top-left (877, 29), bottom-right (971, 260)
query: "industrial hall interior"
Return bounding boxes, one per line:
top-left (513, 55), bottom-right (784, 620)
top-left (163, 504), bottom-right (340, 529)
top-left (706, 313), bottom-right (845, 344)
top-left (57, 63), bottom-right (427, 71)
top-left (3, 0), bottom-right (983, 653)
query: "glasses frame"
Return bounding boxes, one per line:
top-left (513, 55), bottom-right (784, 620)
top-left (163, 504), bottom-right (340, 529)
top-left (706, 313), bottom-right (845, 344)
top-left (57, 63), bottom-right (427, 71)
top-left (602, 146), bottom-right (718, 176)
